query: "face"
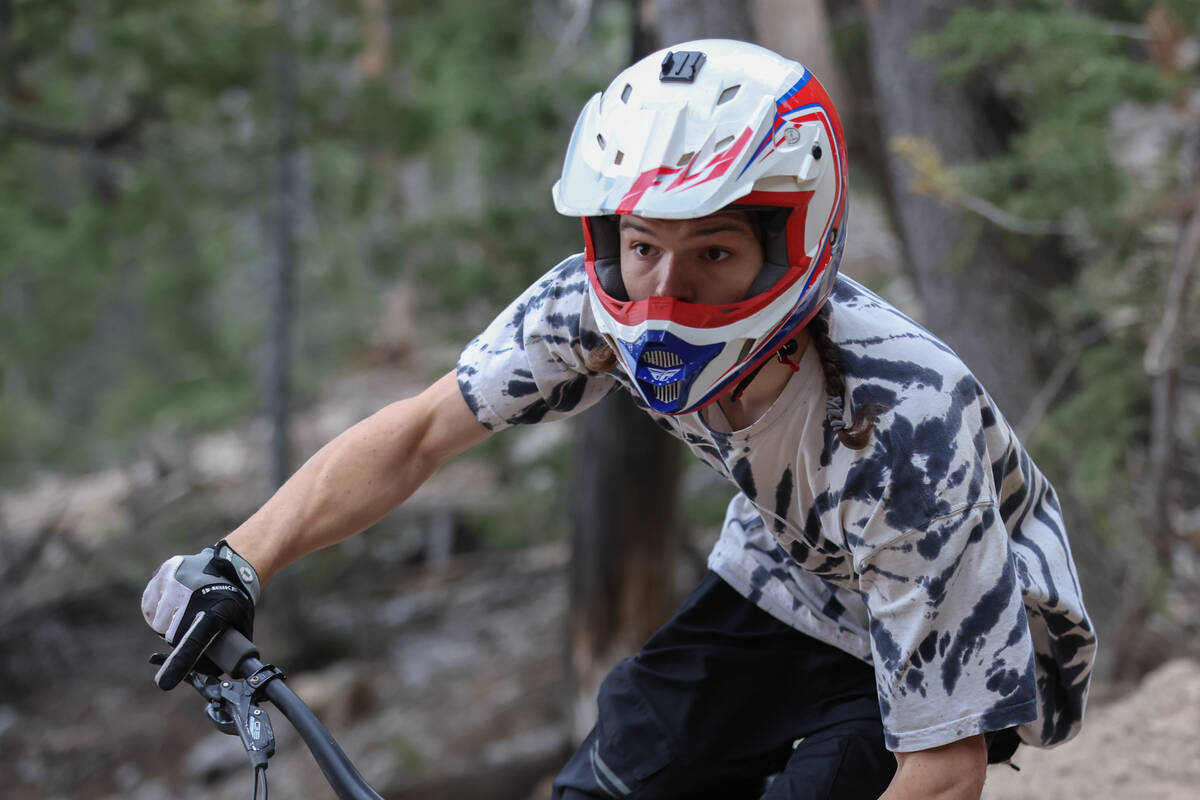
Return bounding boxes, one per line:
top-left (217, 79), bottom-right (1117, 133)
top-left (618, 211), bottom-right (765, 305)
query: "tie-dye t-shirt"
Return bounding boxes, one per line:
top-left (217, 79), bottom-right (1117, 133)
top-left (457, 254), bottom-right (1095, 753)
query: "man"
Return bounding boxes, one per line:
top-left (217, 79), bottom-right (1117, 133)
top-left (144, 40), bottom-right (1095, 799)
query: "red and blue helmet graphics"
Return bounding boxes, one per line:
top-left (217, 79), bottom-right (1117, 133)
top-left (552, 39), bottom-right (849, 415)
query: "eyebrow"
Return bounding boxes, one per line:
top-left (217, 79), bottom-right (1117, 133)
top-left (618, 216), bottom-right (755, 239)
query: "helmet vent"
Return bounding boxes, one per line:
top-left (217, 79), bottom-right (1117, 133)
top-left (621, 83), bottom-right (632, 103)
top-left (614, 150), bottom-right (625, 165)
top-left (717, 85), bottom-right (740, 105)
top-left (676, 151), bottom-right (695, 167)
top-left (643, 348), bottom-right (684, 369)
top-left (715, 135), bottom-right (735, 152)
top-left (653, 382), bottom-right (681, 404)
top-left (640, 349), bottom-right (686, 406)
top-left (596, 133), bottom-right (606, 150)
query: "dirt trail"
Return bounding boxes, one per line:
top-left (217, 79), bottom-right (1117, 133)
top-left (983, 659), bottom-right (1200, 800)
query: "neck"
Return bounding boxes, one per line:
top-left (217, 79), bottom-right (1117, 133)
top-left (714, 333), bottom-right (809, 431)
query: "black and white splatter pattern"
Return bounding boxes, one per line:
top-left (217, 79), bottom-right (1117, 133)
top-left (457, 254), bottom-right (1095, 753)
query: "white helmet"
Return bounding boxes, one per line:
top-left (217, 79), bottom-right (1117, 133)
top-left (552, 39), bottom-right (848, 415)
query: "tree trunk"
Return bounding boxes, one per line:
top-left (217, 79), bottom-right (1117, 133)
top-left (754, 0), bottom-right (846, 108)
top-left (861, 0), bottom-right (1042, 419)
top-left (263, 0), bottom-right (311, 652)
top-left (566, 0), bottom-right (757, 744)
top-left (270, 0), bottom-right (299, 492)
top-left (650, 0), bottom-right (755, 42)
top-left (568, 396), bottom-right (684, 741)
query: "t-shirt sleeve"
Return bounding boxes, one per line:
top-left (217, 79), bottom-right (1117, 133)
top-left (456, 254), bottom-right (621, 431)
top-left (857, 501), bottom-right (1040, 752)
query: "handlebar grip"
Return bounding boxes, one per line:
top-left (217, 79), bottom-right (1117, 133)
top-left (207, 628), bottom-right (261, 677)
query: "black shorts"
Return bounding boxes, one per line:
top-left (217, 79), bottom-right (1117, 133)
top-left (553, 572), bottom-right (896, 800)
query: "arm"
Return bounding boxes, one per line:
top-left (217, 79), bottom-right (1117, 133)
top-left (143, 369), bottom-right (490, 687)
top-left (879, 735), bottom-right (987, 800)
top-left (226, 369), bottom-right (492, 583)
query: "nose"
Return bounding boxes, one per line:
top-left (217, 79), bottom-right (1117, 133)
top-left (652, 254), bottom-right (696, 302)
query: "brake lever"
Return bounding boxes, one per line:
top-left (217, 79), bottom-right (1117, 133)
top-left (152, 632), bottom-right (386, 800)
top-left (151, 652), bottom-right (284, 768)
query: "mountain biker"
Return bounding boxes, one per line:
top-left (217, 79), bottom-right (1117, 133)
top-left (142, 39), bottom-right (1096, 799)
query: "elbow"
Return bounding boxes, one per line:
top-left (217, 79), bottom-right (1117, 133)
top-left (964, 735), bottom-right (989, 793)
top-left (944, 736), bottom-right (988, 798)
top-left (963, 755), bottom-right (988, 797)
top-left (890, 734), bottom-right (988, 799)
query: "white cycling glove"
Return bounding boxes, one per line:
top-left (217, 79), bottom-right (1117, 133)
top-left (141, 540), bottom-right (260, 689)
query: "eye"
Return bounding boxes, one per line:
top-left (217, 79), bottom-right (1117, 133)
top-left (631, 242), bottom-right (655, 258)
top-left (702, 246), bottom-right (730, 262)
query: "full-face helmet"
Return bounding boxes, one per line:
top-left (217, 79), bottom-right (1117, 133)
top-left (552, 39), bottom-right (848, 415)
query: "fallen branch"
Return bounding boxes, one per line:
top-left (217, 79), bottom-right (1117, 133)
top-left (890, 135), bottom-right (1068, 236)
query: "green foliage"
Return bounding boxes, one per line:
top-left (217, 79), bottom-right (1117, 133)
top-left (0, 0), bottom-right (276, 476)
top-left (1034, 330), bottom-right (1148, 491)
top-left (386, 732), bottom-right (426, 775)
top-left (916, 1), bottom-right (1200, 547)
top-left (0, 0), bottom-right (628, 483)
top-left (914, 4), bottom-right (1169, 233)
top-left (368, 0), bottom-right (625, 326)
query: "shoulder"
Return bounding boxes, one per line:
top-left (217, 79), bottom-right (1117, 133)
top-left (463, 253), bottom-right (604, 359)
top-left (523, 253), bottom-right (590, 309)
top-left (825, 277), bottom-right (996, 534)
top-left (457, 253), bottom-right (621, 430)
top-left (827, 276), bottom-right (974, 405)
top-left (497, 254), bottom-right (591, 338)
top-left (827, 276), bottom-right (987, 437)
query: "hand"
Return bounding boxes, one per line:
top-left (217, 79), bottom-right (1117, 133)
top-left (141, 540), bottom-right (261, 690)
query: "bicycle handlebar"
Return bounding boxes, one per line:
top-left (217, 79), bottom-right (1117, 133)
top-left (189, 629), bottom-right (385, 800)
top-left (208, 628), bottom-right (262, 678)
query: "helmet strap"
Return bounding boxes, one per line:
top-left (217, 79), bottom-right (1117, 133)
top-left (776, 338), bottom-right (803, 372)
top-left (729, 338), bottom-right (801, 402)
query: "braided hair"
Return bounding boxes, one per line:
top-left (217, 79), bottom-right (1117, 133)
top-left (583, 341), bottom-right (618, 373)
top-left (807, 305), bottom-right (878, 450)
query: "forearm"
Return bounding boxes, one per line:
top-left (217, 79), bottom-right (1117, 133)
top-left (225, 371), bottom-right (490, 583)
top-left (878, 735), bottom-right (986, 800)
top-left (224, 407), bottom-right (425, 583)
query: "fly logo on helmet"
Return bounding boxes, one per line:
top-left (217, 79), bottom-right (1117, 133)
top-left (552, 39), bottom-right (849, 415)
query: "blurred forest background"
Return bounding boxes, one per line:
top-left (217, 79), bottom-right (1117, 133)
top-left (1, 0), bottom-right (1199, 798)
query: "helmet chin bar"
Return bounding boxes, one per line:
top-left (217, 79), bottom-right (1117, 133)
top-left (614, 329), bottom-right (724, 414)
